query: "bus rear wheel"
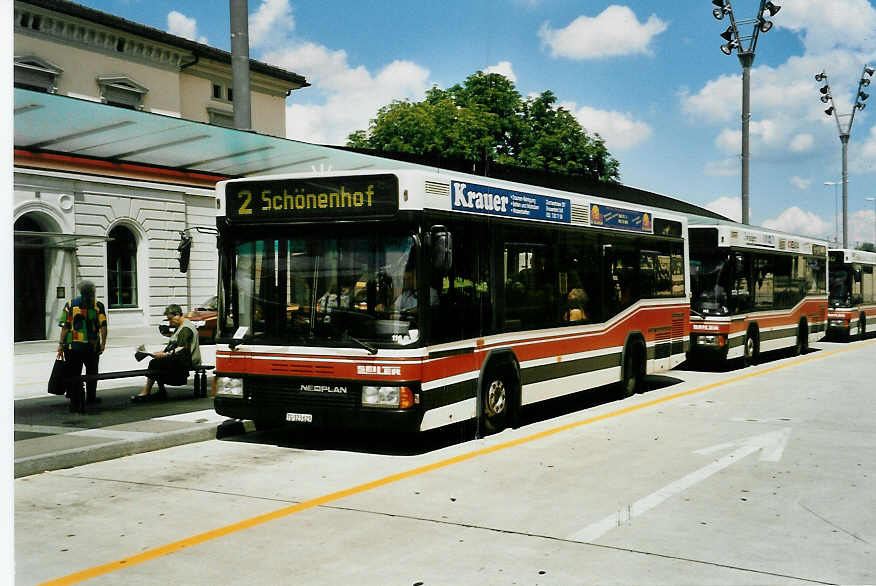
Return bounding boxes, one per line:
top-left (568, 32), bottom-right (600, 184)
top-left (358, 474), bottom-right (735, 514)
top-left (620, 341), bottom-right (644, 397)
top-left (742, 331), bottom-right (758, 367)
top-left (481, 369), bottom-right (510, 435)
top-left (795, 321), bottom-right (808, 356)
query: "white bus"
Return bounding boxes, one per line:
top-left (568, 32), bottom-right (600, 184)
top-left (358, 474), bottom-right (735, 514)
top-left (827, 248), bottom-right (876, 340)
top-left (211, 168), bottom-right (690, 435)
top-left (687, 219), bottom-right (828, 366)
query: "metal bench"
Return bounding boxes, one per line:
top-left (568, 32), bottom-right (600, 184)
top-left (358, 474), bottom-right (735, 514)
top-left (70, 365), bottom-right (215, 410)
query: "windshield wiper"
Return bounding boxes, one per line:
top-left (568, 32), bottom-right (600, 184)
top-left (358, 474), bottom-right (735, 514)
top-left (344, 332), bottom-right (377, 355)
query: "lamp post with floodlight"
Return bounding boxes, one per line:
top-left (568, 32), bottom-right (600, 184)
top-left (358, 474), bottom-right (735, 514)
top-left (711, 0), bottom-right (781, 225)
top-left (824, 181), bottom-right (844, 245)
top-left (814, 64), bottom-right (874, 248)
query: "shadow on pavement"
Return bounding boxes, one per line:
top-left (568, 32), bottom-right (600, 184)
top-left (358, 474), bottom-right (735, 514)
top-left (220, 374), bottom-right (688, 457)
top-left (14, 383), bottom-right (214, 440)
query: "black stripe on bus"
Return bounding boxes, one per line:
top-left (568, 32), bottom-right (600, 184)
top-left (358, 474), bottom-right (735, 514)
top-left (520, 352), bottom-right (622, 386)
top-left (419, 378), bottom-right (476, 410)
top-left (428, 347), bottom-right (475, 360)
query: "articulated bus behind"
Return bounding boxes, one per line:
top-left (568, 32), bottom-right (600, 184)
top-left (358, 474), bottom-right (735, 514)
top-left (687, 220), bottom-right (828, 366)
top-left (827, 248), bottom-right (876, 340)
top-left (211, 168), bottom-right (690, 435)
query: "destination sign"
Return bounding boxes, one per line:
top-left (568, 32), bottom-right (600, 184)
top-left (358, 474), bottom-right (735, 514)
top-left (590, 204), bottom-right (653, 233)
top-left (451, 181), bottom-right (571, 223)
top-left (225, 175), bottom-right (399, 221)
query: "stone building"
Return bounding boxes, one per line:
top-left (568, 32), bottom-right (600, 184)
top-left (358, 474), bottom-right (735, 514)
top-left (13, 0), bottom-right (308, 341)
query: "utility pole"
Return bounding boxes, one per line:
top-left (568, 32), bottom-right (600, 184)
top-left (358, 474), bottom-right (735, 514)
top-left (230, 0), bottom-right (252, 131)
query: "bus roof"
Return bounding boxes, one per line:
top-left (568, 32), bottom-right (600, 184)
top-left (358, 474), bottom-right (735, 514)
top-left (217, 167), bottom-right (690, 232)
top-left (688, 215), bottom-right (829, 255)
top-left (829, 248), bottom-right (876, 265)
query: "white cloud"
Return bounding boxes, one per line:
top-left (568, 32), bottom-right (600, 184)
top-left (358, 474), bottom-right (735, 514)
top-left (538, 6), bottom-right (668, 60)
top-left (704, 158), bottom-right (738, 177)
top-left (776, 0), bottom-right (876, 55)
top-left (484, 61), bottom-right (517, 83)
top-left (856, 125), bottom-right (876, 174)
top-left (250, 0), bottom-right (295, 48)
top-left (789, 133), bottom-right (814, 152)
top-left (560, 102), bottom-right (652, 150)
top-left (715, 128), bottom-right (740, 155)
top-left (850, 208), bottom-right (876, 245)
top-left (762, 206), bottom-right (832, 238)
top-left (265, 43), bottom-right (430, 144)
top-left (167, 11), bottom-right (207, 44)
top-left (790, 176), bottom-right (811, 190)
top-left (704, 196), bottom-right (742, 221)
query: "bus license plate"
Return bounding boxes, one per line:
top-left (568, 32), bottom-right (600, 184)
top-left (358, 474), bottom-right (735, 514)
top-left (286, 412), bottom-right (313, 423)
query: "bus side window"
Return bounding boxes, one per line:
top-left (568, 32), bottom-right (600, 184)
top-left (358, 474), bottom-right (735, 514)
top-left (863, 266), bottom-right (874, 303)
top-left (431, 221), bottom-right (490, 343)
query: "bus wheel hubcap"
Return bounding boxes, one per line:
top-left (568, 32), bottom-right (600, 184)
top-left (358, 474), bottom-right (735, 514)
top-left (487, 380), bottom-right (506, 416)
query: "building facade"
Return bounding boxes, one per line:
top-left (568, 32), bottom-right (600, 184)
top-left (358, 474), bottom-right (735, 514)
top-left (13, 0), bottom-right (308, 341)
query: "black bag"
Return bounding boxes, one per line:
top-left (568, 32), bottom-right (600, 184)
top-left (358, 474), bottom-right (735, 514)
top-left (47, 358), bottom-right (69, 395)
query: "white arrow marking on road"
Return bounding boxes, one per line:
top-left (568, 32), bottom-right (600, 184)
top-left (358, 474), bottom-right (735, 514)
top-left (568, 427), bottom-right (791, 543)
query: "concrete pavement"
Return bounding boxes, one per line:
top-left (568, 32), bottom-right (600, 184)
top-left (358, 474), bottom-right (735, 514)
top-left (13, 330), bottom-right (225, 478)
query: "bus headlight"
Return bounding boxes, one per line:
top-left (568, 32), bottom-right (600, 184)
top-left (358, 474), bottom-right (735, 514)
top-left (695, 334), bottom-right (727, 347)
top-left (215, 376), bottom-right (244, 398)
top-left (362, 386), bottom-right (414, 409)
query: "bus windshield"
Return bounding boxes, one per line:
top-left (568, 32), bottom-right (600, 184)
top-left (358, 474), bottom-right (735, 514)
top-left (690, 252), bottom-right (732, 315)
top-left (219, 229), bottom-right (422, 349)
top-left (829, 266), bottom-right (853, 307)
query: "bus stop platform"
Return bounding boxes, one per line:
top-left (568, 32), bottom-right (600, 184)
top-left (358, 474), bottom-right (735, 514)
top-left (13, 335), bottom-right (226, 478)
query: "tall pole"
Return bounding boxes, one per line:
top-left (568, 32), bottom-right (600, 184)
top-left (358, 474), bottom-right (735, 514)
top-left (815, 64), bottom-right (873, 249)
top-left (712, 0), bottom-right (779, 225)
top-left (739, 52), bottom-right (754, 225)
top-left (841, 135), bottom-right (849, 247)
top-left (230, 0), bottom-right (252, 131)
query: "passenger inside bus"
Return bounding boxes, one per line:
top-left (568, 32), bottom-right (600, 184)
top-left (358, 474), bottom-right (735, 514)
top-left (565, 288), bottom-right (589, 322)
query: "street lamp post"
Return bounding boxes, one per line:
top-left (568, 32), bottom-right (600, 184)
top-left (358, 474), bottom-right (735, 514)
top-left (815, 64), bottom-right (874, 247)
top-left (866, 196), bottom-right (876, 247)
top-left (711, 0), bottom-right (781, 225)
top-left (824, 181), bottom-right (842, 244)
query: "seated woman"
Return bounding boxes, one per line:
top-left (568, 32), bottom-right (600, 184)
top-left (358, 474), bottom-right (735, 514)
top-left (132, 304), bottom-right (201, 402)
top-left (565, 288), bottom-right (589, 322)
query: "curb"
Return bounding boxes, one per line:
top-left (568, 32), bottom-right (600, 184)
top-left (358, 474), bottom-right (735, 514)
top-left (14, 423), bottom-right (219, 478)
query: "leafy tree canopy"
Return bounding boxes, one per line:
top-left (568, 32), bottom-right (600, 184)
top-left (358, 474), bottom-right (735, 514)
top-left (347, 71), bottom-right (620, 183)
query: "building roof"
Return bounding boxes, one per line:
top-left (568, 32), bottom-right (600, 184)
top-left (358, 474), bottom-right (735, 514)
top-left (15, 88), bottom-right (728, 223)
top-left (18, 0), bottom-right (309, 88)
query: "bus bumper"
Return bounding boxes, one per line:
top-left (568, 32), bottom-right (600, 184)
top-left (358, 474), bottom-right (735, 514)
top-left (214, 396), bottom-right (425, 432)
top-left (686, 333), bottom-right (730, 362)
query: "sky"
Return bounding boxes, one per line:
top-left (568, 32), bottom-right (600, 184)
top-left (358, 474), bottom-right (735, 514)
top-left (75, 0), bottom-right (876, 244)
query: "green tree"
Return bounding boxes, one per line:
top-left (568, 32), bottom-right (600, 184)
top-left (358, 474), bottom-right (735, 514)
top-left (347, 71), bottom-right (620, 182)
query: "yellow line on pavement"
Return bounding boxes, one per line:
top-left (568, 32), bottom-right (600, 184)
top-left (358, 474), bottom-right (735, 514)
top-left (42, 340), bottom-right (874, 585)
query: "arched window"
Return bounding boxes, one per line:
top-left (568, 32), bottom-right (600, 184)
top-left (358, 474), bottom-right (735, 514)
top-left (107, 225), bottom-right (138, 308)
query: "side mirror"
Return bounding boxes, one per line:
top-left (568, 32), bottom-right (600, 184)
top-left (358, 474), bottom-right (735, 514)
top-left (430, 225), bottom-right (453, 273)
top-left (178, 232), bottom-right (193, 273)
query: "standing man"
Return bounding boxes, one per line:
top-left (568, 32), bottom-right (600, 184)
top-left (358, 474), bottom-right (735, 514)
top-left (57, 280), bottom-right (108, 412)
top-left (132, 304), bottom-right (201, 401)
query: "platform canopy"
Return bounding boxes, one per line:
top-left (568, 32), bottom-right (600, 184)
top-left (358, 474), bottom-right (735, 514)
top-left (13, 88), bottom-right (424, 178)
